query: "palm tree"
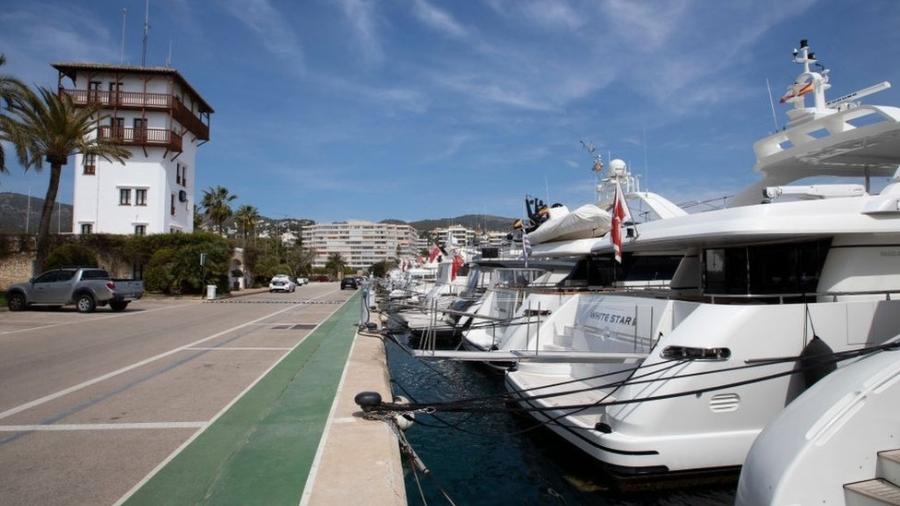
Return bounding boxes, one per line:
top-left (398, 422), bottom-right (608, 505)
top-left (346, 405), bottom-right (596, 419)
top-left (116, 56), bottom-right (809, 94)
top-left (325, 252), bottom-right (346, 279)
top-left (0, 86), bottom-right (129, 271)
top-left (201, 185), bottom-right (237, 235)
top-left (234, 204), bottom-right (260, 246)
top-left (192, 204), bottom-right (204, 230)
top-left (0, 53), bottom-right (27, 174)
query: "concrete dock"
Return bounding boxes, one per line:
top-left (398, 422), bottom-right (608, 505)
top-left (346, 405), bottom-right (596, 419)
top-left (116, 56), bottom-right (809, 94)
top-left (0, 284), bottom-right (406, 505)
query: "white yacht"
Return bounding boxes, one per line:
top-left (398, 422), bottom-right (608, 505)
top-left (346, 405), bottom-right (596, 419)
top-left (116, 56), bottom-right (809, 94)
top-left (735, 342), bottom-right (900, 505)
top-left (461, 261), bottom-right (575, 369)
top-left (504, 40), bottom-right (900, 478)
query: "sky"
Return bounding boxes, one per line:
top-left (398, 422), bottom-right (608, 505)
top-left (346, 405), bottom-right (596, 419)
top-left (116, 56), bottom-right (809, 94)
top-left (2, 0), bottom-right (900, 223)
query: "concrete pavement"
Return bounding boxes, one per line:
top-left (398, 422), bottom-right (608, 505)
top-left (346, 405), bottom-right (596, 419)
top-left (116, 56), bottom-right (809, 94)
top-left (0, 283), bottom-right (357, 505)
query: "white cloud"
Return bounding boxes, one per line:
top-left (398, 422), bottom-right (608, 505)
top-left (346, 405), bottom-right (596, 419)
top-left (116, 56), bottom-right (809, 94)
top-left (336, 0), bottom-right (385, 66)
top-left (0, 3), bottom-right (119, 85)
top-left (411, 0), bottom-right (468, 38)
top-left (487, 0), bottom-right (584, 31)
top-left (221, 0), bottom-right (303, 65)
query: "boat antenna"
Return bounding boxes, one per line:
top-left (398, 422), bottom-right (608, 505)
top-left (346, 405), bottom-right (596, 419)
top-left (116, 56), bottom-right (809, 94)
top-left (141, 0), bottom-right (150, 67)
top-left (642, 125), bottom-right (648, 192)
top-left (120, 8), bottom-right (127, 64)
top-left (765, 78), bottom-right (779, 132)
top-left (544, 175), bottom-right (550, 204)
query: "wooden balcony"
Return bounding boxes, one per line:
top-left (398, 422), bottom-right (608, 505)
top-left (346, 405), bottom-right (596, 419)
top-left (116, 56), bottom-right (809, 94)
top-left (98, 126), bottom-right (183, 152)
top-left (62, 88), bottom-right (209, 141)
top-left (172, 99), bottom-right (209, 140)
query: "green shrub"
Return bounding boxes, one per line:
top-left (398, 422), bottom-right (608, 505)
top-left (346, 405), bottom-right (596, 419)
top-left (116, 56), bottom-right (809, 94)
top-left (134, 233), bottom-right (232, 295)
top-left (143, 247), bottom-right (178, 293)
top-left (45, 243), bottom-right (99, 270)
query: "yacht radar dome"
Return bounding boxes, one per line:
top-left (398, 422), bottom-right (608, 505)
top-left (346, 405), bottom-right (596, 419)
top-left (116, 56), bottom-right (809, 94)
top-left (610, 159), bottom-right (627, 177)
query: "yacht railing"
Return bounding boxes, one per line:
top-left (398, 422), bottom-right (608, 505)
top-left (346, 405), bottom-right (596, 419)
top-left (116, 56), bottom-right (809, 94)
top-left (520, 285), bottom-right (900, 304)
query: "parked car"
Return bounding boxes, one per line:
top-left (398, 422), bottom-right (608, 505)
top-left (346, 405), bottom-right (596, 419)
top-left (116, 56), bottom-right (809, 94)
top-left (269, 274), bottom-right (296, 293)
top-left (340, 277), bottom-right (358, 290)
top-left (6, 268), bottom-right (144, 313)
top-left (296, 277), bottom-right (309, 286)
top-left (313, 275), bottom-right (331, 282)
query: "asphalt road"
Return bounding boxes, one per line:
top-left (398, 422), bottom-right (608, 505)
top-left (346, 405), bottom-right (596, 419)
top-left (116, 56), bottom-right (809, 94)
top-left (0, 283), bottom-right (355, 506)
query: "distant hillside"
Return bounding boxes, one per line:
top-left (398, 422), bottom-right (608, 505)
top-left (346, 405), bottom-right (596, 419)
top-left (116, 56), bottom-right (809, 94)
top-left (382, 214), bottom-right (517, 233)
top-left (0, 192), bottom-right (72, 233)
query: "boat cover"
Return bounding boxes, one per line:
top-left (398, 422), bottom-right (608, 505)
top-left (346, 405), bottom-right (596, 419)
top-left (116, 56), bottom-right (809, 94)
top-left (527, 204), bottom-right (611, 244)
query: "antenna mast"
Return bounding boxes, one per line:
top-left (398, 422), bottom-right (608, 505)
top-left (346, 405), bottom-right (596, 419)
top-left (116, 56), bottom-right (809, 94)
top-left (120, 8), bottom-right (127, 64)
top-left (166, 38), bottom-right (173, 67)
top-left (765, 78), bottom-right (779, 132)
top-left (141, 0), bottom-right (150, 67)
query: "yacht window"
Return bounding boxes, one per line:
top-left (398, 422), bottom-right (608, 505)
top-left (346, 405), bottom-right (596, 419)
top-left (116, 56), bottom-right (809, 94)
top-left (703, 239), bottom-right (830, 296)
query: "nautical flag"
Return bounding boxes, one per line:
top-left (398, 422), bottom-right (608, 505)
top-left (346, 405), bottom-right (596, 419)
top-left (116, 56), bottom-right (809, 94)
top-left (611, 181), bottom-right (632, 264)
top-left (780, 79), bottom-right (814, 104)
top-left (451, 254), bottom-right (464, 281)
top-left (428, 243), bottom-right (441, 263)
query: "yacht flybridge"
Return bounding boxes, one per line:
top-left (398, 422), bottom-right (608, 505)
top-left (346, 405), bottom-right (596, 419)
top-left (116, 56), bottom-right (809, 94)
top-left (499, 40), bottom-right (900, 478)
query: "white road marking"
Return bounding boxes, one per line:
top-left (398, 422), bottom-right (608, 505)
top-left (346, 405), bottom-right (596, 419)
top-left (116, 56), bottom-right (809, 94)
top-left (183, 347), bottom-right (293, 351)
top-left (298, 327), bottom-right (360, 506)
top-left (0, 290), bottom-right (344, 421)
top-left (0, 302), bottom-right (198, 336)
top-left (0, 422), bottom-right (207, 431)
top-left (112, 288), bottom-right (350, 506)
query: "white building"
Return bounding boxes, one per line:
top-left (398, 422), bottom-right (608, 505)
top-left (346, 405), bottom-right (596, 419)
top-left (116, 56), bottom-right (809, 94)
top-left (55, 63), bottom-right (213, 235)
top-left (302, 221), bottom-right (420, 269)
top-left (431, 225), bottom-right (477, 249)
top-left (481, 230), bottom-right (511, 248)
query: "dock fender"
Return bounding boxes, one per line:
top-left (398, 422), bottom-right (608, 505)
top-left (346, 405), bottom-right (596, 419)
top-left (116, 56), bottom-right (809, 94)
top-left (799, 336), bottom-right (837, 389)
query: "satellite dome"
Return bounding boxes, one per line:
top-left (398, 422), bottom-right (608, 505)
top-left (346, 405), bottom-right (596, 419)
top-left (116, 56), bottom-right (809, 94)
top-left (610, 159), bottom-right (627, 176)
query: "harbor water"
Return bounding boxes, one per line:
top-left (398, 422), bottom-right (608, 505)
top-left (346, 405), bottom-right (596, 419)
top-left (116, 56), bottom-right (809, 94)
top-left (385, 333), bottom-right (737, 506)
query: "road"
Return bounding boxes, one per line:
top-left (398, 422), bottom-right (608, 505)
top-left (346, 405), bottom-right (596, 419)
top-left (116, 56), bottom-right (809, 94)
top-left (0, 283), bottom-right (355, 505)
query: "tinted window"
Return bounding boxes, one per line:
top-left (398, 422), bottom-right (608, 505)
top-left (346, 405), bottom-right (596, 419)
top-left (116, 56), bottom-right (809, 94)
top-left (81, 270), bottom-right (110, 280)
top-left (57, 271), bottom-right (76, 282)
top-left (33, 271), bottom-right (60, 283)
top-left (703, 239), bottom-right (830, 295)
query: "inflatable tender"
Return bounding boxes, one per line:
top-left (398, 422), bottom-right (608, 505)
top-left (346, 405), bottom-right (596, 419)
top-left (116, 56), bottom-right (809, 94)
top-left (526, 203), bottom-right (611, 244)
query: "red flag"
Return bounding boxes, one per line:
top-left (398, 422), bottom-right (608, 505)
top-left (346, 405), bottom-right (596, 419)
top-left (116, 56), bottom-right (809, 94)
top-left (428, 243), bottom-right (441, 263)
top-left (451, 254), bottom-right (464, 280)
top-left (611, 182), bottom-right (631, 263)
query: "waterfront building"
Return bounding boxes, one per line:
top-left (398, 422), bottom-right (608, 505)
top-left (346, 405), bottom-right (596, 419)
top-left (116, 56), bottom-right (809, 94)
top-left (431, 225), bottom-right (477, 248)
top-left (301, 221), bottom-right (420, 269)
top-left (55, 63), bottom-right (213, 235)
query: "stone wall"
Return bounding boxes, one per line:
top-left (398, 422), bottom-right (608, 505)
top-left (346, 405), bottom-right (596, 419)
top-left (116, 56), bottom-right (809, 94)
top-left (0, 235), bottom-right (133, 290)
top-left (0, 251), bottom-right (36, 290)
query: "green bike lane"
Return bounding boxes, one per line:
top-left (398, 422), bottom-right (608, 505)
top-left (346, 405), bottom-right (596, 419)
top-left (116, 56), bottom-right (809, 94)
top-left (122, 291), bottom-right (362, 506)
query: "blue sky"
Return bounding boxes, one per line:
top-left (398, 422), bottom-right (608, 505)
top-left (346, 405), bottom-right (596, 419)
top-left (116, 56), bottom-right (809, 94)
top-left (2, 0), bottom-right (900, 222)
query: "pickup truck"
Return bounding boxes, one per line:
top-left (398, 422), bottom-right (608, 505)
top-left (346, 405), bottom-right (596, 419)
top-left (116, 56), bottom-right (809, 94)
top-left (6, 268), bottom-right (144, 313)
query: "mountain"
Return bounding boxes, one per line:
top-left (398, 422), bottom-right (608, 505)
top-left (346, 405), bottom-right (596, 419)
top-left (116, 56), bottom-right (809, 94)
top-left (381, 214), bottom-right (517, 233)
top-left (0, 192), bottom-right (72, 233)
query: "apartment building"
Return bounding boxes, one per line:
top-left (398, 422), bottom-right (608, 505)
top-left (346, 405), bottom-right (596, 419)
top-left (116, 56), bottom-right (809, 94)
top-left (301, 221), bottom-right (420, 269)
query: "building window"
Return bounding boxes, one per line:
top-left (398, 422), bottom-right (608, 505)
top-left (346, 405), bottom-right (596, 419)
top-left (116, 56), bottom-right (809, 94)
top-left (134, 224), bottom-right (146, 236)
top-left (119, 188), bottom-right (132, 206)
top-left (133, 118), bottom-right (146, 141)
top-left (81, 223), bottom-right (93, 234)
top-left (176, 163), bottom-right (182, 185)
top-left (83, 153), bottom-right (96, 175)
top-left (135, 188), bottom-right (147, 206)
top-left (181, 165), bottom-right (188, 187)
top-left (171, 193), bottom-right (176, 216)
